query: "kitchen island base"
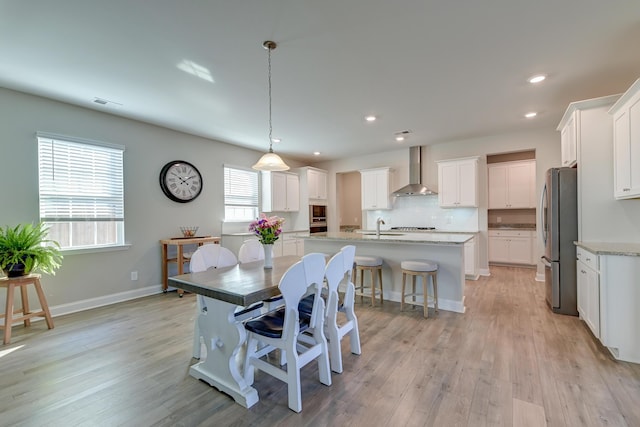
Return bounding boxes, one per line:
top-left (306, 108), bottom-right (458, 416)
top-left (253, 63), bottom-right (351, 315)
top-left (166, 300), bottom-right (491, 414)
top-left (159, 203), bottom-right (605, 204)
top-left (304, 233), bottom-right (471, 313)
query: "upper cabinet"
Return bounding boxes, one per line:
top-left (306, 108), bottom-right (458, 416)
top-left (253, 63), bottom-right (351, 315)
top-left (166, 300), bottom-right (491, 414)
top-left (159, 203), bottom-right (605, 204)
top-left (609, 78), bottom-right (640, 200)
top-left (436, 157), bottom-right (479, 208)
top-left (261, 171), bottom-right (300, 212)
top-left (559, 112), bottom-right (578, 167)
top-left (306, 168), bottom-right (328, 200)
top-left (360, 167), bottom-right (391, 210)
top-left (488, 160), bottom-right (536, 209)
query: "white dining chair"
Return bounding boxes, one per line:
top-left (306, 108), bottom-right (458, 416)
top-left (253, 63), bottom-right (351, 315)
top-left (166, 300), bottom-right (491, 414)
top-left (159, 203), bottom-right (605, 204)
top-left (189, 244), bottom-right (262, 359)
top-left (327, 245), bottom-right (361, 373)
top-left (243, 253), bottom-right (331, 412)
top-left (238, 239), bottom-right (264, 263)
top-left (299, 246), bottom-right (361, 373)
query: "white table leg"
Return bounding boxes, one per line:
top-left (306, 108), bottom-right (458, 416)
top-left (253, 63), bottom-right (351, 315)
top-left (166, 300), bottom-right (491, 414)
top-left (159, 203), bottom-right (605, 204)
top-left (189, 296), bottom-right (259, 408)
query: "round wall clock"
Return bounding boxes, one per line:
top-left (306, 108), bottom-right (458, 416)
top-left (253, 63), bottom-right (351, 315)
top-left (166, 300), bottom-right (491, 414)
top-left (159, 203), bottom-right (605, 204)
top-left (159, 160), bottom-right (203, 203)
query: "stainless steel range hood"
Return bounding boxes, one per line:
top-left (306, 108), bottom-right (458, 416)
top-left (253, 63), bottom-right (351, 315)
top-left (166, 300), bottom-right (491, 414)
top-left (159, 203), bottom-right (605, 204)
top-left (393, 146), bottom-right (437, 196)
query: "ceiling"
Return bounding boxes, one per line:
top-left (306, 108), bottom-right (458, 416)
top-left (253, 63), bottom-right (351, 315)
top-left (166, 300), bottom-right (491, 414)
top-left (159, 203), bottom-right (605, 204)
top-left (2, 1), bottom-right (640, 163)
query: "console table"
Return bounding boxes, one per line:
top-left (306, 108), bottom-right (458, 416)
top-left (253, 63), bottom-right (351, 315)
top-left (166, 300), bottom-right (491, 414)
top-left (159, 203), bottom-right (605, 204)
top-left (160, 236), bottom-right (220, 296)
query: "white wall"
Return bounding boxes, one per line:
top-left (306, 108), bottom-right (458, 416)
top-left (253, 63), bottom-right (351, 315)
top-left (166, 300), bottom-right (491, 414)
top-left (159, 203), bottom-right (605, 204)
top-left (0, 88), bottom-right (303, 313)
top-left (314, 128), bottom-right (561, 277)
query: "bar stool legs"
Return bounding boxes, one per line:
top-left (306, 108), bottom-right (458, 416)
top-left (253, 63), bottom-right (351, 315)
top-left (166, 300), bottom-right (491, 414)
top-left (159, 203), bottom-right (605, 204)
top-left (352, 256), bottom-right (383, 307)
top-left (400, 260), bottom-right (438, 318)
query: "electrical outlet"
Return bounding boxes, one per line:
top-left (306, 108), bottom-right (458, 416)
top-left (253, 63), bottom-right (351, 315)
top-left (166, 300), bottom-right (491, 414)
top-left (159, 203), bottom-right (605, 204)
top-left (130, 271), bottom-right (138, 281)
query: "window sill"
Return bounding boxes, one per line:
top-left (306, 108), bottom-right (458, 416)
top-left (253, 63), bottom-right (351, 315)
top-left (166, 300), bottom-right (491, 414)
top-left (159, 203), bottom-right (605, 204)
top-left (60, 244), bottom-right (132, 256)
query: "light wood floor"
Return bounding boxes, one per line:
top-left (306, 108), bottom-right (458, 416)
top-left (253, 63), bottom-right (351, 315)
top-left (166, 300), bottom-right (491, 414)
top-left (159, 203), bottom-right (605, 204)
top-left (1, 266), bottom-right (639, 427)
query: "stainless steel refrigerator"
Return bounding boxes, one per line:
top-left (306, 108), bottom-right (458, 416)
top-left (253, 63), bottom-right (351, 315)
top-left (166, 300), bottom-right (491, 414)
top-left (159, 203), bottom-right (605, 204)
top-left (540, 167), bottom-right (578, 315)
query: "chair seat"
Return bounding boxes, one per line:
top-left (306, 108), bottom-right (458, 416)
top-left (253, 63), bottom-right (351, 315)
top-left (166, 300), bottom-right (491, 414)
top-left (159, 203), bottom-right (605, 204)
top-left (354, 256), bottom-right (383, 267)
top-left (401, 259), bottom-right (438, 272)
top-left (245, 308), bottom-right (310, 339)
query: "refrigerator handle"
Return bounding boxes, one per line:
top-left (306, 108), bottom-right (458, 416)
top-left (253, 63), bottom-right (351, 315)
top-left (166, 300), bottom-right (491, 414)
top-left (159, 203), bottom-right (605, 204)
top-left (540, 256), bottom-right (551, 267)
top-left (539, 182), bottom-right (547, 247)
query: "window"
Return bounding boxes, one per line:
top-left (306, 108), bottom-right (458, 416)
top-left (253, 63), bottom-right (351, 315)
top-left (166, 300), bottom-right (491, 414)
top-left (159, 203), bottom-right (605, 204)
top-left (224, 165), bottom-right (258, 221)
top-left (37, 133), bottom-right (125, 250)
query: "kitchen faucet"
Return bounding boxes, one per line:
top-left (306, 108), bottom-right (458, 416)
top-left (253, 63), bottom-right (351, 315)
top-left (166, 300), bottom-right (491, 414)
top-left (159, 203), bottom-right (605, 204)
top-left (376, 217), bottom-right (385, 237)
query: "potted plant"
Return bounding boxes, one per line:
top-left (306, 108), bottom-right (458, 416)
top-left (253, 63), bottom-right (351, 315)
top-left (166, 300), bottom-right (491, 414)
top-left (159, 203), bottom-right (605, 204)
top-left (0, 222), bottom-right (63, 277)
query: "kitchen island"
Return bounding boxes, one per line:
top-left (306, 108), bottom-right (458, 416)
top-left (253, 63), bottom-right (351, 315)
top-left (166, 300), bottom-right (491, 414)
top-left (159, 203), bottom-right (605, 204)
top-left (303, 231), bottom-right (475, 313)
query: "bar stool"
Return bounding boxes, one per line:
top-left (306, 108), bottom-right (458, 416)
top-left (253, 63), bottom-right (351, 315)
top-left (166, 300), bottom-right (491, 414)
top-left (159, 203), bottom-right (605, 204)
top-left (352, 255), bottom-right (383, 306)
top-left (400, 260), bottom-right (438, 318)
top-left (1, 274), bottom-right (54, 344)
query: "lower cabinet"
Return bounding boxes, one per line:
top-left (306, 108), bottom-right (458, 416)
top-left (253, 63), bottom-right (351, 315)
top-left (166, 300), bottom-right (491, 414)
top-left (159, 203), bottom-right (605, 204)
top-left (575, 245), bottom-right (640, 364)
top-left (488, 230), bottom-right (534, 265)
top-left (274, 233), bottom-right (305, 257)
top-left (576, 247), bottom-right (600, 338)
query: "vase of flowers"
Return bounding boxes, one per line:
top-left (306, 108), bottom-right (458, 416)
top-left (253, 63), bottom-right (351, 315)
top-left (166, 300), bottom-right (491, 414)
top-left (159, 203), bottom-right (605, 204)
top-left (249, 213), bottom-right (285, 269)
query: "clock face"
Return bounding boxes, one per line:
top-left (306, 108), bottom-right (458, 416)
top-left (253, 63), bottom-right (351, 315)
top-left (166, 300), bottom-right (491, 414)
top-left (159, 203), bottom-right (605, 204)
top-left (159, 161), bottom-right (203, 203)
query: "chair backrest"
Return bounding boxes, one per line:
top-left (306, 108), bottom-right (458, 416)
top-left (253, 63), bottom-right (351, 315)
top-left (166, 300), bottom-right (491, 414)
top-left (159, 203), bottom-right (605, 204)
top-left (301, 253), bottom-right (327, 328)
top-left (340, 245), bottom-right (356, 284)
top-left (278, 261), bottom-right (308, 338)
top-left (238, 239), bottom-right (264, 263)
top-left (325, 251), bottom-right (345, 298)
top-left (190, 244), bottom-right (238, 272)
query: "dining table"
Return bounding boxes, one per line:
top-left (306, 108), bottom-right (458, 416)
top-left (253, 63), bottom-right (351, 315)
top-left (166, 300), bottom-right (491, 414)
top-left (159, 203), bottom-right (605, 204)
top-left (168, 255), bottom-right (300, 408)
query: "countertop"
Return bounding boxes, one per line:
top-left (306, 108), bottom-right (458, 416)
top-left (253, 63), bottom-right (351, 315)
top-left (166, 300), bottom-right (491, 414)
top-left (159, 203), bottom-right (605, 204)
top-left (574, 241), bottom-right (640, 257)
top-left (303, 231), bottom-right (474, 245)
top-left (222, 229), bottom-right (309, 237)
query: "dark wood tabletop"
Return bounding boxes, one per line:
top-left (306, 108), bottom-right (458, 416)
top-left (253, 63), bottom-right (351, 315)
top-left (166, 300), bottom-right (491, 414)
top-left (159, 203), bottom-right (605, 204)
top-left (168, 255), bottom-right (300, 306)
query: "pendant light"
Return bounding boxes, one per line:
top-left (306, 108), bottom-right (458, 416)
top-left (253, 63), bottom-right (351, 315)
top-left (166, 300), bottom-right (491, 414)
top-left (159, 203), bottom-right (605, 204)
top-left (252, 41), bottom-right (290, 171)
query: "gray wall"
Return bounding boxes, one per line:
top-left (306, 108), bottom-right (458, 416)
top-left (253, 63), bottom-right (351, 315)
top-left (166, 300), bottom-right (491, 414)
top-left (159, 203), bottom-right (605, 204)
top-left (0, 87), bottom-right (302, 313)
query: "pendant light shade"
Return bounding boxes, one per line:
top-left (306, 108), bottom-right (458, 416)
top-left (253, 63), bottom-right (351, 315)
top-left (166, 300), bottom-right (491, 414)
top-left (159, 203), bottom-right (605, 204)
top-left (252, 150), bottom-right (290, 171)
top-left (252, 41), bottom-right (290, 171)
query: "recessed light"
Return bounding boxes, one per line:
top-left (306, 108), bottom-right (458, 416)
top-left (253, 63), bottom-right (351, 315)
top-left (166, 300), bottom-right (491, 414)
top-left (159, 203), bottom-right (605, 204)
top-left (528, 75), bottom-right (546, 84)
top-left (395, 136), bottom-right (405, 142)
top-left (365, 115), bottom-right (377, 122)
top-left (271, 138), bottom-right (281, 143)
top-left (525, 112), bottom-right (537, 118)
top-left (313, 151), bottom-right (321, 156)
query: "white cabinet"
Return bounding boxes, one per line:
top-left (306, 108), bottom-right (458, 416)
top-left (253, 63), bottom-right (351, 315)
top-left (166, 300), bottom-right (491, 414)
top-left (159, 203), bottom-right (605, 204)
top-left (488, 229), bottom-right (534, 265)
top-left (307, 168), bottom-right (328, 200)
top-left (609, 78), bottom-right (640, 199)
top-left (437, 157), bottom-right (479, 208)
top-left (261, 171), bottom-right (299, 212)
top-left (464, 236), bottom-right (479, 280)
top-left (576, 247), bottom-right (600, 338)
top-left (488, 160), bottom-right (536, 209)
top-left (560, 111), bottom-right (578, 167)
top-left (360, 167), bottom-right (391, 210)
top-left (274, 232), bottom-right (305, 257)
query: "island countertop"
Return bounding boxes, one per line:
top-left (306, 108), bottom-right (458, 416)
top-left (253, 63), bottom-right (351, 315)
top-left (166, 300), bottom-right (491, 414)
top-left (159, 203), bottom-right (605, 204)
top-left (303, 231), bottom-right (474, 245)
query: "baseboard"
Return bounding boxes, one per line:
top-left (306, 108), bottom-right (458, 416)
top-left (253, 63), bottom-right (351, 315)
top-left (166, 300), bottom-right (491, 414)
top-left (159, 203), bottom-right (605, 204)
top-left (535, 273), bottom-right (545, 282)
top-left (49, 284), bottom-right (164, 318)
top-left (478, 268), bottom-right (491, 277)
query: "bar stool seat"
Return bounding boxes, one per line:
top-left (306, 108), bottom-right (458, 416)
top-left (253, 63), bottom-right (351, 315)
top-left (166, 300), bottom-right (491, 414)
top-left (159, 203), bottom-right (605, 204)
top-left (353, 255), bottom-right (383, 306)
top-left (1, 274), bottom-right (54, 345)
top-left (400, 259), bottom-right (438, 318)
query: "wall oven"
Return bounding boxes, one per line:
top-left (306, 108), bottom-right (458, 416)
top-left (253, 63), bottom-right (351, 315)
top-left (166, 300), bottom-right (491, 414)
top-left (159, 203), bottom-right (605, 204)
top-left (309, 204), bottom-right (327, 234)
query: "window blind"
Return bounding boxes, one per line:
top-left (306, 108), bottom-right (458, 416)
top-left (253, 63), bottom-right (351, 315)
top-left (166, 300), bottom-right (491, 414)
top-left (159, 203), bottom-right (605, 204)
top-left (38, 136), bottom-right (124, 222)
top-left (224, 166), bottom-right (258, 220)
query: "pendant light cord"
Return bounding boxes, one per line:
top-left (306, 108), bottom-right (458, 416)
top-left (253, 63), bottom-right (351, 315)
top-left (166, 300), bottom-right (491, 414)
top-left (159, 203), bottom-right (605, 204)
top-left (267, 43), bottom-right (274, 153)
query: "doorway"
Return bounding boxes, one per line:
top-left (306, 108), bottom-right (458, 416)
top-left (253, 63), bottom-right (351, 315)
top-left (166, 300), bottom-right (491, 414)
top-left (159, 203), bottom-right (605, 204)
top-left (336, 171), bottom-right (361, 231)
